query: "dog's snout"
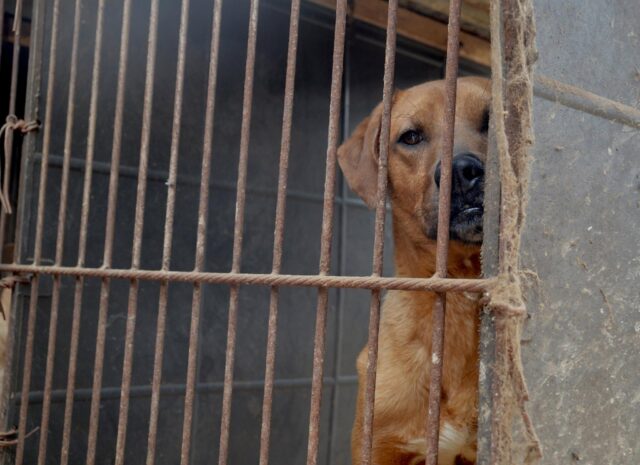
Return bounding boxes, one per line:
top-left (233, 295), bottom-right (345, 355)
top-left (434, 153), bottom-right (484, 193)
top-left (453, 153), bottom-right (484, 194)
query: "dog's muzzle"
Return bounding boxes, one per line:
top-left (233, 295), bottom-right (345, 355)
top-left (434, 153), bottom-right (484, 244)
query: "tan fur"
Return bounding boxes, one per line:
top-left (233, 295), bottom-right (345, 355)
top-left (339, 77), bottom-right (491, 465)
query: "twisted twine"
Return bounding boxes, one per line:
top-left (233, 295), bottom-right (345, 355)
top-left (488, 0), bottom-right (542, 462)
top-left (0, 115), bottom-right (40, 215)
top-left (0, 264), bottom-right (493, 293)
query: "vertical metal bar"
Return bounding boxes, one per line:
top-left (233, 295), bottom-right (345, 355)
top-left (477, 104), bottom-right (501, 465)
top-left (0, 0), bottom-right (24, 250)
top-left (2, 0), bottom-right (24, 261)
top-left (327, 13), bottom-right (354, 462)
top-left (36, 0), bottom-right (82, 462)
top-left (359, 1), bottom-right (397, 464)
top-left (85, 0), bottom-right (133, 462)
top-left (424, 1), bottom-right (462, 465)
top-left (14, 0), bottom-right (59, 460)
top-left (59, 1), bottom-right (105, 463)
top-left (178, 0), bottom-right (224, 462)
top-left (113, 0), bottom-right (160, 462)
top-left (217, 1), bottom-right (260, 464)
top-left (477, 4), bottom-right (504, 462)
top-left (0, 0), bottom-right (7, 252)
top-left (257, 1), bottom-right (300, 465)
top-left (0, 0), bottom-right (9, 252)
top-left (0, 0), bottom-right (45, 450)
top-left (0, 0), bottom-right (5, 70)
top-left (145, 0), bottom-right (193, 463)
top-left (490, 0), bottom-right (528, 461)
top-left (305, 2), bottom-right (347, 465)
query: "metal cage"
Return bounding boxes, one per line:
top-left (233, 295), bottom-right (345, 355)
top-left (2, 0), bottom-right (639, 464)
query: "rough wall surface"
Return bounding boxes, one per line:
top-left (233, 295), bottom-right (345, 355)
top-left (520, 1), bottom-right (640, 463)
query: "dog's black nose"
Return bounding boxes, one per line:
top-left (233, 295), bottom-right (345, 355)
top-left (434, 153), bottom-right (484, 193)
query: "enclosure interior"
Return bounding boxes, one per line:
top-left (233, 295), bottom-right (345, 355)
top-left (9, 1), bottom-right (487, 464)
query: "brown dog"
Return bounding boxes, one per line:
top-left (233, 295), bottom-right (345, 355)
top-left (338, 77), bottom-right (490, 465)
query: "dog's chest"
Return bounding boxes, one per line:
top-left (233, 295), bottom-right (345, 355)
top-left (403, 422), bottom-right (476, 465)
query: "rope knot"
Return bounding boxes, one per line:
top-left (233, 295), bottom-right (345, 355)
top-left (0, 275), bottom-right (28, 288)
top-left (0, 115), bottom-right (41, 215)
top-left (2, 115), bottom-right (41, 134)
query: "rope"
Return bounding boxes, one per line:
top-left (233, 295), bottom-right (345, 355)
top-left (0, 427), bottom-right (38, 448)
top-left (0, 115), bottom-right (41, 215)
top-left (0, 275), bottom-right (28, 288)
top-left (0, 264), bottom-right (493, 293)
top-left (488, 0), bottom-right (542, 462)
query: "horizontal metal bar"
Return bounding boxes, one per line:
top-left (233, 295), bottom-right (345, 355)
top-left (0, 264), bottom-right (493, 292)
top-left (14, 376), bottom-right (360, 405)
top-left (36, 153), bottom-right (377, 210)
top-left (534, 74), bottom-right (640, 130)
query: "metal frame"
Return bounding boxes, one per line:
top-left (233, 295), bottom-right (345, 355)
top-left (2, 0), bottom-right (480, 463)
top-left (4, 0), bottom-right (638, 463)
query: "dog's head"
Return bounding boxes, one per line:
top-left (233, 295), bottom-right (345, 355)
top-left (338, 77), bottom-right (490, 248)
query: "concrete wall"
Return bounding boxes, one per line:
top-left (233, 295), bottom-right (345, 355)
top-left (518, 1), bottom-right (640, 463)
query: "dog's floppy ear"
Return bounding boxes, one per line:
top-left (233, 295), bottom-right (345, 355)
top-left (337, 102), bottom-right (384, 208)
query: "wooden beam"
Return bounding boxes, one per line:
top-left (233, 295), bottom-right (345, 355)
top-left (307, 0), bottom-right (490, 67)
top-left (402, 0), bottom-right (490, 39)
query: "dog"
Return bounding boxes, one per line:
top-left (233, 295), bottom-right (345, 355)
top-left (338, 77), bottom-right (490, 465)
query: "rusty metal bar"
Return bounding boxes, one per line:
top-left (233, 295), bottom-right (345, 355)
top-left (0, 0), bottom-right (4, 68)
top-left (14, 0), bottom-right (59, 460)
top-left (305, 1), bottom-right (347, 465)
top-left (58, 1), bottom-right (105, 463)
top-left (35, 151), bottom-right (379, 210)
top-left (0, 0), bottom-right (9, 254)
top-left (113, 0), bottom-right (160, 463)
top-left (145, 0), bottom-right (193, 463)
top-left (477, 100), bottom-right (501, 465)
top-left (359, 1), bottom-right (397, 464)
top-left (424, 1), bottom-right (462, 465)
top-left (36, 0), bottom-right (82, 462)
top-left (326, 19), bottom-right (353, 459)
top-left (178, 0), bottom-right (224, 462)
top-left (258, 1), bottom-right (301, 465)
top-left (85, 0), bottom-right (133, 463)
top-left (0, 0), bottom-right (25, 250)
top-left (478, 0), bottom-right (504, 463)
top-left (0, 263), bottom-right (492, 292)
top-left (533, 74), bottom-right (640, 130)
top-left (0, 0), bottom-right (46, 445)
top-left (217, 2), bottom-right (260, 464)
top-left (18, 375), bottom-right (360, 405)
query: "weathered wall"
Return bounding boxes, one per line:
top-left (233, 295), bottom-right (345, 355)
top-left (519, 1), bottom-right (640, 463)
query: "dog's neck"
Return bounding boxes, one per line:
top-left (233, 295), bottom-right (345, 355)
top-left (391, 212), bottom-right (482, 279)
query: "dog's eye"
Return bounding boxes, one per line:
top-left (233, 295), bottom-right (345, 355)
top-left (398, 129), bottom-right (424, 146)
top-left (480, 109), bottom-right (490, 133)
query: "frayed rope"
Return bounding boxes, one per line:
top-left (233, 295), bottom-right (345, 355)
top-left (487, 0), bottom-right (542, 463)
top-left (0, 115), bottom-right (40, 215)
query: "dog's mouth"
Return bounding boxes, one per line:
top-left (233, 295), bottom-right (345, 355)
top-left (425, 152), bottom-right (485, 245)
top-left (425, 201), bottom-right (484, 245)
top-left (450, 204), bottom-right (483, 244)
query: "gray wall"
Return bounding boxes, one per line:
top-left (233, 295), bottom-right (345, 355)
top-left (10, 1), bottom-right (485, 464)
top-left (520, 1), bottom-right (640, 463)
